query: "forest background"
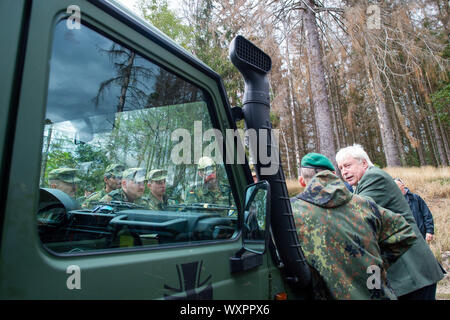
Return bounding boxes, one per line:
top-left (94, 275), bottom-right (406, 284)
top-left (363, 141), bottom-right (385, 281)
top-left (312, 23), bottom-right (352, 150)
top-left (126, 0), bottom-right (449, 175)
top-left (123, 0), bottom-right (449, 298)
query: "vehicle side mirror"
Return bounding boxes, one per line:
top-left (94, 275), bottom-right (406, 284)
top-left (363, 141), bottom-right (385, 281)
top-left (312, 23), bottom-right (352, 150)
top-left (243, 180), bottom-right (270, 254)
top-left (230, 181), bottom-right (271, 273)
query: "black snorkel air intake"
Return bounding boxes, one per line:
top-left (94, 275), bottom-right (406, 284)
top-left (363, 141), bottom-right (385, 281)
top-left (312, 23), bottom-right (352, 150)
top-left (230, 35), bottom-right (311, 290)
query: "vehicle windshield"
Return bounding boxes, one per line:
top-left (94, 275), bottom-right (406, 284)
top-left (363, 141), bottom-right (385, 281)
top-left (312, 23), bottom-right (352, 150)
top-left (37, 20), bottom-right (238, 254)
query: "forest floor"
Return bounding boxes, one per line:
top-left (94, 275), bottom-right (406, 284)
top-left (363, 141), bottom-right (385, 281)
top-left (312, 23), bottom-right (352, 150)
top-left (286, 166), bottom-right (450, 300)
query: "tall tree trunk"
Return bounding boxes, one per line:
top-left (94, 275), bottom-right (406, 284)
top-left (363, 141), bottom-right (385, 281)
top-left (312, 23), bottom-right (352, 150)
top-left (417, 69), bottom-right (448, 165)
top-left (283, 19), bottom-right (301, 176)
top-left (403, 86), bottom-right (426, 166)
top-left (281, 129), bottom-right (293, 180)
top-left (425, 116), bottom-right (439, 166)
top-left (286, 74), bottom-right (301, 176)
top-left (437, 115), bottom-right (450, 164)
top-left (303, 1), bottom-right (336, 166)
top-left (363, 38), bottom-right (401, 166)
top-left (331, 73), bottom-right (346, 148)
top-left (391, 106), bottom-right (406, 165)
top-left (410, 80), bottom-right (437, 165)
top-left (40, 124), bottom-right (53, 186)
top-left (327, 74), bottom-right (340, 151)
top-left (117, 51), bottom-right (136, 113)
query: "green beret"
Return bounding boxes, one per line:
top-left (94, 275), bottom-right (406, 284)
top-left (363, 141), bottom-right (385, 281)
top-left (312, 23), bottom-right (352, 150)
top-left (105, 163), bottom-right (125, 176)
top-left (48, 168), bottom-right (81, 183)
top-left (122, 167), bottom-right (147, 182)
top-left (147, 169), bottom-right (167, 181)
top-left (301, 153), bottom-right (335, 172)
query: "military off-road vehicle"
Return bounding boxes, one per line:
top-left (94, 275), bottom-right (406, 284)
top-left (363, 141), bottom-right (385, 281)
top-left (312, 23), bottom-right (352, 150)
top-left (0, 0), bottom-right (311, 299)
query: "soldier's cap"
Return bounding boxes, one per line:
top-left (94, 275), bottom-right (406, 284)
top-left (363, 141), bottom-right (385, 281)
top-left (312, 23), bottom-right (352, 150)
top-left (84, 184), bottom-right (95, 191)
top-left (122, 167), bottom-right (147, 182)
top-left (48, 167), bottom-right (81, 183)
top-left (147, 169), bottom-right (167, 181)
top-left (105, 163), bottom-right (125, 176)
top-left (301, 153), bottom-right (335, 172)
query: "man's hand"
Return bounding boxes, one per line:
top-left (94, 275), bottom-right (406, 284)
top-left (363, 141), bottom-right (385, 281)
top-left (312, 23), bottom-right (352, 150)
top-left (425, 233), bottom-right (433, 243)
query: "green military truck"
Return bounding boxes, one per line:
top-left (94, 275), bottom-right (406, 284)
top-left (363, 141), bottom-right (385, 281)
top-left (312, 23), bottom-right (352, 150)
top-left (0, 0), bottom-right (311, 299)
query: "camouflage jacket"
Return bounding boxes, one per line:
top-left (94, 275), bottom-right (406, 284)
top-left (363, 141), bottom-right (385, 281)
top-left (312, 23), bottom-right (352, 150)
top-left (145, 193), bottom-right (169, 211)
top-left (100, 188), bottom-right (147, 207)
top-left (291, 171), bottom-right (417, 300)
top-left (81, 189), bottom-right (107, 208)
top-left (185, 183), bottom-right (231, 206)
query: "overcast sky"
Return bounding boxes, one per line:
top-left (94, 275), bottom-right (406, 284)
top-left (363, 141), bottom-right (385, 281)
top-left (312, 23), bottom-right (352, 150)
top-left (115, 0), bottom-right (180, 16)
top-left (116, 0), bottom-right (139, 14)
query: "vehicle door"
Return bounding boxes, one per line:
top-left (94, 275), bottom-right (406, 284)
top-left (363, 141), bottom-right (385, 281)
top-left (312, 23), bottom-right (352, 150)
top-left (0, 0), bottom-right (276, 299)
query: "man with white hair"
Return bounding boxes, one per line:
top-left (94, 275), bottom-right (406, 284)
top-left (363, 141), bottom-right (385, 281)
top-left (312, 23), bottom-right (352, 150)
top-left (292, 153), bottom-right (416, 299)
top-left (336, 144), bottom-right (445, 300)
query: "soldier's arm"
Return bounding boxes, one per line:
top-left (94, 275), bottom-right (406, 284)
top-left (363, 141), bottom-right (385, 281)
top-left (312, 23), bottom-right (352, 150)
top-left (370, 201), bottom-right (417, 269)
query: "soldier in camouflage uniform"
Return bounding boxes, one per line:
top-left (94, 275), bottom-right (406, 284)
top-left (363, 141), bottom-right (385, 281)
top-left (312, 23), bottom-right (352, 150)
top-left (145, 169), bottom-right (169, 210)
top-left (82, 163), bottom-right (125, 208)
top-left (100, 167), bottom-right (148, 206)
top-left (47, 167), bottom-right (80, 198)
top-left (38, 167), bottom-right (81, 225)
top-left (291, 153), bottom-right (417, 300)
top-left (185, 156), bottom-right (231, 206)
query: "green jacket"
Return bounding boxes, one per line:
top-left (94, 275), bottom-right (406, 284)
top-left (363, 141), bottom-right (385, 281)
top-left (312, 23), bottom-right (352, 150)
top-left (145, 193), bottom-right (168, 211)
top-left (355, 166), bottom-right (444, 296)
top-left (100, 188), bottom-right (147, 207)
top-left (185, 183), bottom-right (231, 206)
top-left (291, 171), bottom-right (416, 300)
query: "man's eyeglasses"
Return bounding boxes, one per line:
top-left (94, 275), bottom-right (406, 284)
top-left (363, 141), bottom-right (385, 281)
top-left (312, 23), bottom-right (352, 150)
top-left (133, 180), bottom-right (148, 186)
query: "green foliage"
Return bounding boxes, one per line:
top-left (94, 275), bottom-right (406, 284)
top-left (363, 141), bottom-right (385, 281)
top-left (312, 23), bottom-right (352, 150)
top-left (137, 0), bottom-right (242, 106)
top-left (441, 43), bottom-right (450, 59)
top-left (270, 112), bottom-right (280, 128)
top-left (431, 82), bottom-right (450, 126)
top-left (137, 0), bottom-right (193, 49)
top-left (46, 150), bottom-right (77, 172)
top-left (74, 144), bottom-right (109, 192)
top-left (75, 144), bottom-right (108, 165)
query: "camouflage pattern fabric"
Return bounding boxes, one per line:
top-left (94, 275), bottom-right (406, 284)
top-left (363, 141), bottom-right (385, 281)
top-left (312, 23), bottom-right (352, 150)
top-left (48, 167), bottom-right (81, 183)
top-left (185, 183), bottom-right (231, 206)
top-left (100, 188), bottom-right (147, 206)
top-left (81, 189), bottom-right (107, 208)
top-left (145, 192), bottom-right (169, 211)
top-left (291, 171), bottom-right (417, 300)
